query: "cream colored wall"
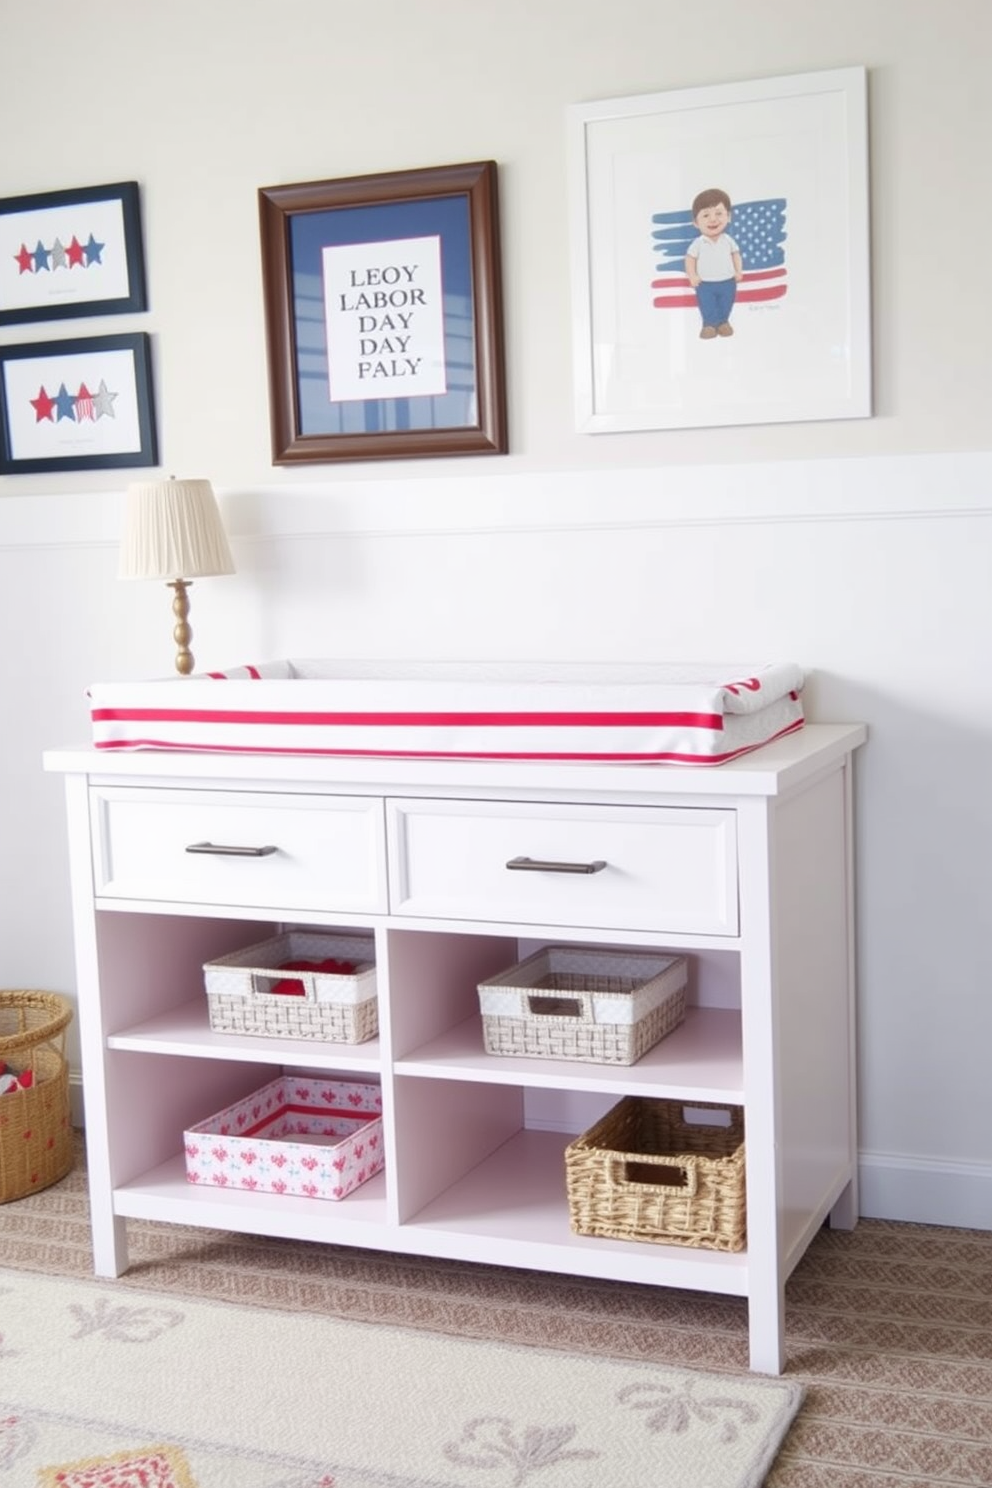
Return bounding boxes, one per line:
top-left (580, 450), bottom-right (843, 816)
top-left (1, 0), bottom-right (990, 1226)
top-left (0, 2), bottom-right (988, 483)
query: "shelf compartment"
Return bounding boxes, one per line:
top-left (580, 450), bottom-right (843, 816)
top-left (402, 1127), bottom-right (748, 1295)
top-left (387, 1075), bottom-right (748, 1295)
top-left (396, 1007), bottom-right (743, 1102)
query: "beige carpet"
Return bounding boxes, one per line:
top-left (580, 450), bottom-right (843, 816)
top-left (2, 1138), bottom-right (990, 1487)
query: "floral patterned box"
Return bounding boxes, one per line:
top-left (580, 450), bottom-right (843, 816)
top-left (183, 1076), bottom-right (384, 1200)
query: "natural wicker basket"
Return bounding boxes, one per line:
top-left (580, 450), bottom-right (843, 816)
top-left (477, 947), bottom-right (687, 1065)
top-left (565, 1096), bottom-right (746, 1251)
top-left (0, 990), bottom-right (74, 1203)
top-left (203, 931), bottom-right (378, 1043)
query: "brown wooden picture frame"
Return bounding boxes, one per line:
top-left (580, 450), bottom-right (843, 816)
top-left (258, 160), bottom-right (507, 464)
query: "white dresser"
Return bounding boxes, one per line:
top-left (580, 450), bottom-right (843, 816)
top-left (45, 722), bottom-right (865, 1374)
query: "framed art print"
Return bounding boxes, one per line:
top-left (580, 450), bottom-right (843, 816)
top-left (0, 181), bottom-right (147, 326)
top-left (0, 332), bottom-right (157, 474)
top-left (568, 68), bottom-right (871, 433)
top-left (259, 160), bottom-right (507, 464)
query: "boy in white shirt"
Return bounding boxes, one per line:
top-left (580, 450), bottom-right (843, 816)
top-left (685, 188), bottom-right (743, 340)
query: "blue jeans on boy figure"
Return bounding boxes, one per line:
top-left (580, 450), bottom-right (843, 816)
top-left (697, 278), bottom-right (736, 331)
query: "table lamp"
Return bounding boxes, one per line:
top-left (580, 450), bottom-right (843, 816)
top-left (119, 477), bottom-right (235, 675)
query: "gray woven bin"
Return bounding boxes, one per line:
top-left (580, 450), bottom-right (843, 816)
top-left (204, 931), bottom-right (377, 1043)
top-left (477, 946), bottom-right (687, 1065)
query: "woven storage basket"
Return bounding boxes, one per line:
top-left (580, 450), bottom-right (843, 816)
top-left (477, 946), bottom-right (687, 1065)
top-left (565, 1096), bottom-right (746, 1251)
top-left (0, 990), bottom-right (74, 1203)
top-left (203, 931), bottom-right (377, 1043)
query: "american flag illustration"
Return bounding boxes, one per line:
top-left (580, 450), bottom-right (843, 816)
top-left (651, 197), bottom-right (788, 309)
top-left (74, 382), bottom-right (95, 421)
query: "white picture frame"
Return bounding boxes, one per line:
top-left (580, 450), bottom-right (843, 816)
top-left (567, 67), bottom-right (871, 433)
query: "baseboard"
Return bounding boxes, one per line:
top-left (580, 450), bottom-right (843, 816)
top-left (859, 1150), bottom-right (992, 1230)
top-left (70, 1073), bottom-right (85, 1131)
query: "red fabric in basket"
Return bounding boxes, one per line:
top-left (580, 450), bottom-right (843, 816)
top-left (270, 958), bottom-right (356, 996)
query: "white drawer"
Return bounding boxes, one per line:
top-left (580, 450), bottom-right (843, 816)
top-left (90, 788), bottom-right (387, 913)
top-left (386, 799), bottom-right (738, 935)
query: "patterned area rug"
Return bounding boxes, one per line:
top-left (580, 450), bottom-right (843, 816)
top-left (2, 1142), bottom-right (991, 1486)
top-left (1, 1267), bottom-right (801, 1487)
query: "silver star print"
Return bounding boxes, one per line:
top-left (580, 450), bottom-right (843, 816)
top-left (50, 238), bottom-right (68, 270)
top-left (92, 380), bottom-right (118, 419)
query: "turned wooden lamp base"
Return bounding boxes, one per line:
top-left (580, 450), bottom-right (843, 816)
top-left (168, 578), bottom-right (196, 676)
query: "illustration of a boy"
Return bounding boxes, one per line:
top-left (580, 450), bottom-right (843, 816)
top-left (685, 188), bottom-right (743, 339)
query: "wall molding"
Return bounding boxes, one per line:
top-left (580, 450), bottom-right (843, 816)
top-left (2, 450), bottom-right (991, 553)
top-left (859, 1149), bottom-right (992, 1231)
top-left (70, 1073), bottom-right (85, 1130)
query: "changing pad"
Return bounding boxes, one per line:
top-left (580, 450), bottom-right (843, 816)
top-left (87, 659), bottom-right (804, 765)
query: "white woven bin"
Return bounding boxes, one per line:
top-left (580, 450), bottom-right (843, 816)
top-left (477, 946), bottom-right (688, 1065)
top-left (204, 931), bottom-right (377, 1043)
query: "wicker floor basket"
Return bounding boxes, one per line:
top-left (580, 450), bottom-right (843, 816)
top-left (565, 1096), bottom-right (746, 1251)
top-left (0, 990), bottom-right (74, 1203)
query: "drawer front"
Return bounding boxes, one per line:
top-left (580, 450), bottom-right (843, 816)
top-left (387, 799), bottom-right (738, 935)
top-left (91, 788), bottom-right (387, 913)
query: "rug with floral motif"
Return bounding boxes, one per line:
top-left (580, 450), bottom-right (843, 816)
top-left (0, 1267), bottom-right (801, 1487)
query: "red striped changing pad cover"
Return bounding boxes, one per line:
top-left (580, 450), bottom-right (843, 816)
top-left (87, 659), bottom-right (805, 765)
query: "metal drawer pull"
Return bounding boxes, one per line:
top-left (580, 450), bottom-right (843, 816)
top-left (505, 855), bottom-right (607, 875)
top-left (185, 841), bottom-right (278, 858)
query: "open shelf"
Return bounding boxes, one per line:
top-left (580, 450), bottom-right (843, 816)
top-left (397, 1007), bottom-right (743, 1101)
top-left (107, 998), bottom-right (382, 1073)
top-left (401, 1127), bottom-right (748, 1293)
top-left (110, 1139), bottom-right (748, 1295)
top-left (113, 1153), bottom-right (390, 1243)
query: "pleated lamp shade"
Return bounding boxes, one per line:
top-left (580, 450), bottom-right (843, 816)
top-left (119, 478), bottom-right (234, 674)
top-left (119, 478), bottom-right (235, 580)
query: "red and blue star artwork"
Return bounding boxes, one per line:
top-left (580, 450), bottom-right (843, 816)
top-left (29, 378), bottom-right (117, 424)
top-left (13, 231), bottom-right (106, 275)
top-left (10, 227), bottom-right (123, 426)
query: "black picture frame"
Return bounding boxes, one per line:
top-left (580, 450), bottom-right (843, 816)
top-left (258, 160), bottom-right (507, 464)
top-left (0, 181), bottom-right (147, 326)
top-left (0, 331), bottom-right (158, 474)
